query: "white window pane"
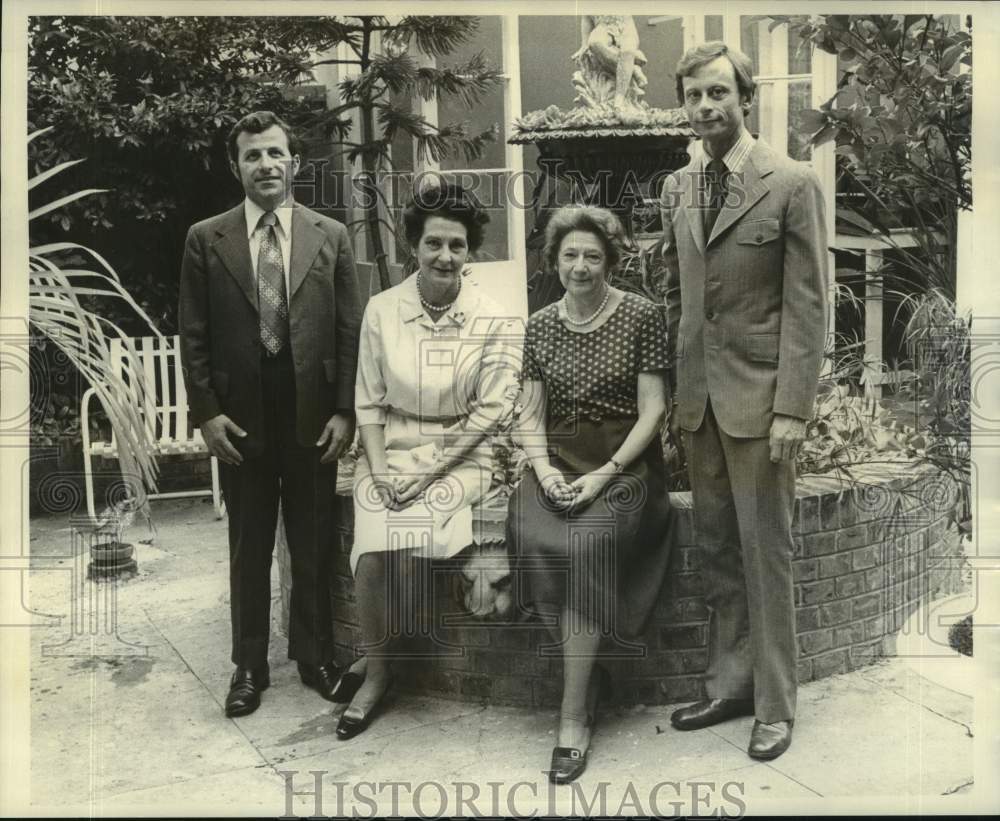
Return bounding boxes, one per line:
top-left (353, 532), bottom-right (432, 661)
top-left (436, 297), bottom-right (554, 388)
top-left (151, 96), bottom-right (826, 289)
top-left (740, 17), bottom-right (762, 75)
top-left (705, 15), bottom-right (724, 42)
top-left (787, 79), bottom-right (813, 161)
top-left (748, 79), bottom-right (812, 161)
top-left (745, 83), bottom-right (768, 141)
top-left (788, 30), bottom-right (812, 74)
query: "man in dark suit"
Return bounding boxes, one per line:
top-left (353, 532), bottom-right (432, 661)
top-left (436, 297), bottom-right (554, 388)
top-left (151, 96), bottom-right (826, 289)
top-left (660, 43), bottom-right (828, 759)
top-left (179, 111), bottom-right (363, 716)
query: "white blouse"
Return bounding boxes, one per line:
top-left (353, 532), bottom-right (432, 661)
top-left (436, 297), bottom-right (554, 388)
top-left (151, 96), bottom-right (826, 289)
top-left (354, 273), bottom-right (523, 441)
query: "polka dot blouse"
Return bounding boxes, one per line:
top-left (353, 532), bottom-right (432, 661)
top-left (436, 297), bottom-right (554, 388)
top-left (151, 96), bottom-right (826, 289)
top-left (522, 292), bottom-right (670, 423)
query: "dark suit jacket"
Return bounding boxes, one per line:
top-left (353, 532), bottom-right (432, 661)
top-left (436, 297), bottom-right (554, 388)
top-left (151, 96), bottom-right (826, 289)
top-left (660, 138), bottom-right (828, 438)
top-left (178, 202), bottom-right (363, 454)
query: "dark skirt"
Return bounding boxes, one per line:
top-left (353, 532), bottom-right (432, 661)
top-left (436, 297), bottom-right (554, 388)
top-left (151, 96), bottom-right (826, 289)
top-left (505, 416), bottom-right (675, 638)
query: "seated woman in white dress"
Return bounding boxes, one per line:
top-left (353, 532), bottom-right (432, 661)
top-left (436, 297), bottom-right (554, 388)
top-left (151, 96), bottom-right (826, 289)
top-left (337, 183), bottom-right (521, 740)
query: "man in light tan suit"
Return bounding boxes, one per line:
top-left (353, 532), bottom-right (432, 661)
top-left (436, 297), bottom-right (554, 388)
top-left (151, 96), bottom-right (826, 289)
top-left (660, 42), bottom-right (828, 760)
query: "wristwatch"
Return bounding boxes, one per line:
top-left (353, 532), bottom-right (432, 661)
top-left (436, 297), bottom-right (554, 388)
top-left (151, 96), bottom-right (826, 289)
top-left (609, 457), bottom-right (625, 474)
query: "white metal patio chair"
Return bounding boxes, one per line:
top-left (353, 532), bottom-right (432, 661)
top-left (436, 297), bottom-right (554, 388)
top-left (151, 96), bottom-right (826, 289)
top-left (81, 334), bottom-right (224, 521)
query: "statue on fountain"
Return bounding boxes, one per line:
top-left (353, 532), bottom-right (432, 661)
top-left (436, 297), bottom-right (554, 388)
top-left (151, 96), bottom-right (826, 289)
top-left (509, 15), bottom-right (694, 312)
top-left (571, 15), bottom-right (649, 111)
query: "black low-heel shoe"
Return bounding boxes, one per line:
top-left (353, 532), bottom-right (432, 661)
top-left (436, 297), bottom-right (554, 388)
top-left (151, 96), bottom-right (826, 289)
top-left (330, 671), bottom-right (365, 704)
top-left (549, 664), bottom-right (610, 785)
top-left (335, 681), bottom-right (392, 741)
top-left (549, 745), bottom-right (588, 785)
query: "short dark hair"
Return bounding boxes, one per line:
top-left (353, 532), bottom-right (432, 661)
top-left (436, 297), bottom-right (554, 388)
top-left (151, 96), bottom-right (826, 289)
top-left (402, 181), bottom-right (490, 254)
top-left (227, 110), bottom-right (302, 163)
top-left (675, 41), bottom-right (756, 108)
top-left (543, 206), bottom-right (626, 274)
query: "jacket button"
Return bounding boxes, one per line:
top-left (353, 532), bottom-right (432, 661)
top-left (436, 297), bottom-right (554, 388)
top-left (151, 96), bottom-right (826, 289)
top-left (756, 234), bottom-right (763, 243)
top-left (706, 310), bottom-right (716, 321)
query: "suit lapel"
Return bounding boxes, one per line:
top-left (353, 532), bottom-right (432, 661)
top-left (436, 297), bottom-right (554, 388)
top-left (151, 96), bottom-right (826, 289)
top-left (289, 205), bottom-right (325, 301)
top-left (707, 140), bottom-right (775, 247)
top-left (212, 205), bottom-right (257, 312)
top-left (681, 161), bottom-right (707, 256)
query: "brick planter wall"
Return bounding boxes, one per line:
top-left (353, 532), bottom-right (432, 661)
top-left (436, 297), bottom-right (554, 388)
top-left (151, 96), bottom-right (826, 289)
top-left (319, 462), bottom-right (967, 708)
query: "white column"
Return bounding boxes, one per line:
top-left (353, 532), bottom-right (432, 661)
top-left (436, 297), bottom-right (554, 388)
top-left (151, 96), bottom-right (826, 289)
top-left (0, 9), bottom-right (31, 812)
top-left (808, 46), bottom-right (839, 364)
top-left (864, 249), bottom-right (884, 399)
top-left (502, 14), bottom-right (527, 319)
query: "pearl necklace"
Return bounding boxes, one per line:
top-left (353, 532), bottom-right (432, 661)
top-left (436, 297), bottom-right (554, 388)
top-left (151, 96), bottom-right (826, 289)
top-left (562, 285), bottom-right (610, 326)
top-left (417, 272), bottom-right (461, 313)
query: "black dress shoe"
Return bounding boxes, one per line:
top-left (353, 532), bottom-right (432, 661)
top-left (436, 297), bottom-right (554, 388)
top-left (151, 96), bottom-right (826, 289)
top-left (225, 665), bottom-right (270, 717)
top-left (298, 661), bottom-right (342, 702)
top-left (670, 698), bottom-right (754, 731)
top-left (748, 719), bottom-right (794, 760)
top-left (329, 671), bottom-right (364, 704)
top-left (336, 680), bottom-right (392, 741)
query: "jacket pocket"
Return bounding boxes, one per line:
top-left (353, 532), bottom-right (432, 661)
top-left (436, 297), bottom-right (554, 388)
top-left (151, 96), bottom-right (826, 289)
top-left (746, 333), bottom-right (780, 364)
top-left (736, 218), bottom-right (780, 247)
top-left (323, 358), bottom-right (338, 383)
top-left (211, 370), bottom-right (229, 397)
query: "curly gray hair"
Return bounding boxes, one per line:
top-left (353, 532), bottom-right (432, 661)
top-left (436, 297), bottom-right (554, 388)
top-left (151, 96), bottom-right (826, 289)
top-left (542, 205), bottom-right (626, 273)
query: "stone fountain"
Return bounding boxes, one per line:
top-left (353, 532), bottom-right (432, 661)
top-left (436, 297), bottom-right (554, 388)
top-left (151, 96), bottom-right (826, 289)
top-left (510, 15), bottom-right (695, 249)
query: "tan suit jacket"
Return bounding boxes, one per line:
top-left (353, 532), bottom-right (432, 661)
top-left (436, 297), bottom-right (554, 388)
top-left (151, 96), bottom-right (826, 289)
top-left (660, 138), bottom-right (828, 437)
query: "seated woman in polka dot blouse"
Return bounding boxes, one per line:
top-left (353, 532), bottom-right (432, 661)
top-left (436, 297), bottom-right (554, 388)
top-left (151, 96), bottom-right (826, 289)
top-left (506, 205), bottom-right (676, 784)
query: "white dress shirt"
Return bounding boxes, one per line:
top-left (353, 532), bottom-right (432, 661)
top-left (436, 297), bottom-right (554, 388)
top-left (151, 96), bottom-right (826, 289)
top-left (693, 126), bottom-right (756, 174)
top-left (243, 198), bottom-right (293, 294)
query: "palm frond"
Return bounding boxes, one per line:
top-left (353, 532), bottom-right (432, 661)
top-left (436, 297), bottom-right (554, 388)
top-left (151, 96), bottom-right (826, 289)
top-left (29, 188), bottom-right (108, 221)
top-left (28, 126), bottom-right (54, 144)
top-left (376, 102), bottom-right (433, 143)
top-left (31, 242), bottom-right (123, 282)
top-left (416, 122), bottom-right (498, 165)
top-left (28, 143), bottom-right (163, 522)
top-left (395, 16), bottom-right (480, 57)
top-left (415, 52), bottom-right (504, 107)
top-left (28, 158), bottom-right (86, 191)
top-left (368, 53), bottom-right (419, 95)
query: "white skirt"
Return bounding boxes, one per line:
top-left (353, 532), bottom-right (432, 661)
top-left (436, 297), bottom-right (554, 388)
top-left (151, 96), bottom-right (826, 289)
top-left (350, 410), bottom-right (494, 574)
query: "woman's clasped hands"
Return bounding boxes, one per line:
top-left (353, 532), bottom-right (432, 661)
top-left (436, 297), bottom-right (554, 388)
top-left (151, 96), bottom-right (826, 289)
top-left (372, 471), bottom-right (439, 511)
top-left (537, 465), bottom-right (611, 513)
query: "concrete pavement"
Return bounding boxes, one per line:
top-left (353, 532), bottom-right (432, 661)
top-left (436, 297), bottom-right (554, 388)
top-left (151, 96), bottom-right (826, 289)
top-left (23, 498), bottom-right (977, 816)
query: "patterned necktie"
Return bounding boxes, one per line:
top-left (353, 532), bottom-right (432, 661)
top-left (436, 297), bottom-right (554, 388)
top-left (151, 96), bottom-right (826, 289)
top-left (256, 211), bottom-right (289, 355)
top-left (703, 156), bottom-right (728, 239)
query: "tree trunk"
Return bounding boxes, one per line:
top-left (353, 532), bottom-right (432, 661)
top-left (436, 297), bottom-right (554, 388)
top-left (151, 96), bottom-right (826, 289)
top-left (360, 19), bottom-right (393, 293)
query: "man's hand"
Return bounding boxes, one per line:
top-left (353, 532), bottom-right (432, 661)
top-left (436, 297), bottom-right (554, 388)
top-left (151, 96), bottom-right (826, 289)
top-left (567, 470), bottom-right (612, 513)
top-left (769, 414), bottom-right (807, 464)
top-left (201, 414), bottom-right (247, 466)
top-left (316, 413), bottom-right (356, 464)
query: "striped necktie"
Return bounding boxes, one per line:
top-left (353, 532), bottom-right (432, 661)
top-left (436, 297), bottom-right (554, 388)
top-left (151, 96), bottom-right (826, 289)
top-left (256, 211), bottom-right (289, 355)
